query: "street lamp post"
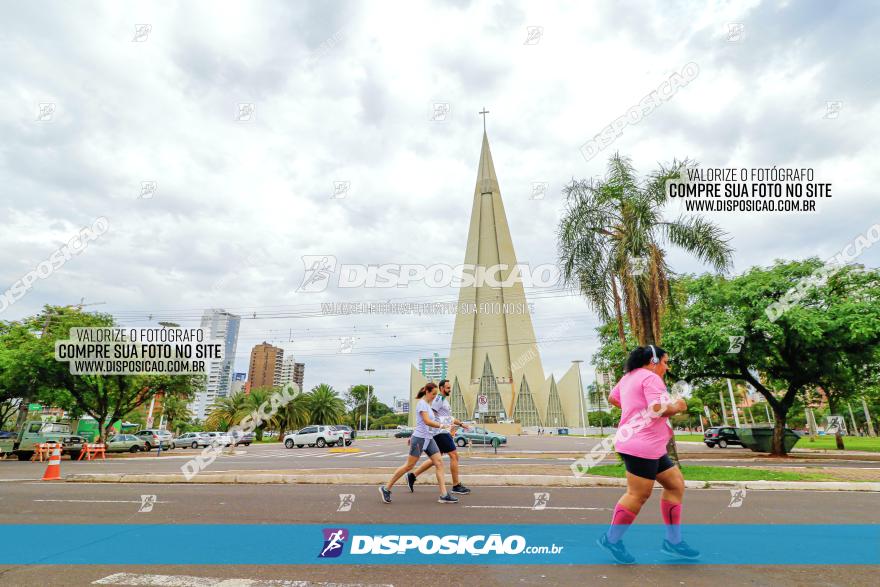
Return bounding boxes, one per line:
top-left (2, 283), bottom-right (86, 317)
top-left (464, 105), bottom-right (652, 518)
top-left (364, 368), bottom-right (375, 433)
top-left (572, 360), bottom-right (587, 434)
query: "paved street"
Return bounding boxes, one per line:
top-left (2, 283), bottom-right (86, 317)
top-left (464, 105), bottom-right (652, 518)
top-left (0, 482), bottom-right (878, 585)
top-left (2, 437), bottom-right (878, 585)
top-left (3, 437), bottom-right (878, 482)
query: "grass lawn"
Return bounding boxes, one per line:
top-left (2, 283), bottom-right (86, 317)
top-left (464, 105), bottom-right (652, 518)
top-left (583, 463), bottom-right (833, 482)
top-left (676, 433), bottom-right (880, 452)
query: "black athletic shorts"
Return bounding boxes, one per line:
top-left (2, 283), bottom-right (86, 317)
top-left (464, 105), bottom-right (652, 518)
top-left (618, 452), bottom-right (676, 480)
top-left (433, 432), bottom-right (457, 453)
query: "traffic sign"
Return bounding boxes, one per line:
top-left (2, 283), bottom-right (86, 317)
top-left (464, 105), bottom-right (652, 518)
top-left (477, 394), bottom-right (488, 413)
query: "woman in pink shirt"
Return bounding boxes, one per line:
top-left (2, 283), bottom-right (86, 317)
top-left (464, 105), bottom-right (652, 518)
top-left (597, 345), bottom-right (699, 563)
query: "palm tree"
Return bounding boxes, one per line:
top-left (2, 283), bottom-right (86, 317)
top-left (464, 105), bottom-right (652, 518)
top-left (162, 394), bottom-right (192, 435)
top-left (273, 393), bottom-right (311, 441)
top-left (205, 392), bottom-right (248, 431)
top-left (306, 383), bottom-right (346, 425)
top-left (235, 387), bottom-right (272, 441)
top-left (558, 153), bottom-right (734, 462)
top-left (558, 153), bottom-right (733, 350)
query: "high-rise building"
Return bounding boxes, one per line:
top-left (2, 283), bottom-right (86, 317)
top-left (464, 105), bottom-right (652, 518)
top-left (418, 353), bottom-right (448, 382)
top-left (192, 309), bottom-right (240, 420)
top-left (409, 130), bottom-right (586, 428)
top-left (591, 369), bottom-right (614, 412)
top-left (230, 372), bottom-right (247, 395)
top-left (279, 356), bottom-right (305, 391)
top-left (248, 342), bottom-right (284, 389)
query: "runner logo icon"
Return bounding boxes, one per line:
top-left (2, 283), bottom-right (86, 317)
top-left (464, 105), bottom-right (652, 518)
top-left (319, 528), bottom-right (349, 558)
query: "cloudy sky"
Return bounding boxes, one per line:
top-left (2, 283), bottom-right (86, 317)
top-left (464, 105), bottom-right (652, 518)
top-left (2, 0), bottom-right (878, 406)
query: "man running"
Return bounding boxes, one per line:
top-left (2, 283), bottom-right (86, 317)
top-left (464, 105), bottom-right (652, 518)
top-left (406, 379), bottom-right (471, 495)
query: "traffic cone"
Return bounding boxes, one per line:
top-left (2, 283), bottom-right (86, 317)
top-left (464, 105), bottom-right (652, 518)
top-left (42, 446), bottom-right (62, 481)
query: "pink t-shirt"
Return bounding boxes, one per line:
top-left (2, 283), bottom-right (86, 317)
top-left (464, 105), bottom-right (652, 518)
top-left (609, 368), bottom-right (672, 459)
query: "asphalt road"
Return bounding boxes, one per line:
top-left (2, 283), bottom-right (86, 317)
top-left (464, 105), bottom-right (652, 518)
top-left (0, 482), bottom-right (878, 586)
top-left (2, 438), bottom-right (876, 482)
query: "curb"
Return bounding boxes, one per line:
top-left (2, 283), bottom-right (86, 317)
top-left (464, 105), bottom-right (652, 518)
top-left (64, 472), bottom-right (880, 491)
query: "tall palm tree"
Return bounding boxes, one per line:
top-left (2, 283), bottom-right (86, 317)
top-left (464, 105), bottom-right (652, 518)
top-left (558, 153), bottom-right (734, 463)
top-left (205, 392), bottom-right (248, 431)
top-left (558, 153), bottom-right (733, 350)
top-left (306, 383), bottom-right (346, 425)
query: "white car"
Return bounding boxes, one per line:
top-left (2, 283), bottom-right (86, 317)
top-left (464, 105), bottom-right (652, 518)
top-left (173, 432), bottom-right (212, 449)
top-left (284, 425), bottom-right (350, 448)
top-left (204, 431), bottom-right (232, 446)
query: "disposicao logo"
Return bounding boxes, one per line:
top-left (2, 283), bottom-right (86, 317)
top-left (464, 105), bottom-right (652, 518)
top-left (318, 528), bottom-right (349, 558)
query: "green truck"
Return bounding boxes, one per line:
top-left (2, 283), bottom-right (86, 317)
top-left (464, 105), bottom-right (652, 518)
top-left (0, 420), bottom-right (86, 461)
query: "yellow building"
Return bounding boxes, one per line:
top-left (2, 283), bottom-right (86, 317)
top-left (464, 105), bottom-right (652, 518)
top-left (409, 130), bottom-right (586, 428)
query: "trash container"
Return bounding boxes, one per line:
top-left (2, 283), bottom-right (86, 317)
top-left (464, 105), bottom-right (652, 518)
top-left (558, 428), bottom-right (569, 436)
top-left (738, 427), bottom-right (801, 453)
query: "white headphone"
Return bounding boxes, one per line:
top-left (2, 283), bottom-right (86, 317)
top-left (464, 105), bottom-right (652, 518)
top-left (648, 344), bottom-right (659, 364)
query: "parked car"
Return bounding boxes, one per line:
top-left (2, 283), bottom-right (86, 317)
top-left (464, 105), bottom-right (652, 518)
top-left (3, 420), bottom-right (85, 460)
top-left (704, 426), bottom-right (743, 448)
top-left (283, 425), bottom-right (350, 448)
top-left (173, 432), bottom-right (212, 449)
top-left (229, 430), bottom-right (254, 446)
top-left (330, 425), bottom-right (355, 444)
top-left (394, 427), bottom-right (413, 438)
top-left (106, 434), bottom-right (148, 453)
top-left (205, 431), bottom-right (232, 447)
top-left (134, 429), bottom-right (174, 450)
top-left (455, 427), bottom-right (507, 448)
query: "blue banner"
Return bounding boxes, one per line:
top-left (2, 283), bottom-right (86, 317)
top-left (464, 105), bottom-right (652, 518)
top-left (2, 524), bottom-right (877, 565)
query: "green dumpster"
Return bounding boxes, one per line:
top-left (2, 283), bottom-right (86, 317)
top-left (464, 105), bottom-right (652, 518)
top-left (737, 427), bottom-right (801, 454)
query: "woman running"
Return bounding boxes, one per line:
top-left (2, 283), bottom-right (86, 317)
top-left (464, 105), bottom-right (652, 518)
top-left (379, 382), bottom-right (458, 504)
top-left (597, 345), bottom-right (699, 563)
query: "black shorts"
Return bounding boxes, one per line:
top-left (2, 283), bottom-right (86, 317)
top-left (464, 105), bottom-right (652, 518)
top-left (618, 452), bottom-right (676, 480)
top-left (433, 432), bottom-right (457, 454)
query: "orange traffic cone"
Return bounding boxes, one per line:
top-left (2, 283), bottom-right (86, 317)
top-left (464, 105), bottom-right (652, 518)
top-left (42, 445), bottom-right (62, 480)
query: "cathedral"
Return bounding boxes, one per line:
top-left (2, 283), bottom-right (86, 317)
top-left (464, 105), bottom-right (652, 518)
top-left (409, 129), bottom-right (586, 430)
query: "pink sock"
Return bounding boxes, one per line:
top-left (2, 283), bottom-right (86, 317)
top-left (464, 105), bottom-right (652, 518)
top-left (606, 502), bottom-right (637, 543)
top-left (661, 499), bottom-right (682, 544)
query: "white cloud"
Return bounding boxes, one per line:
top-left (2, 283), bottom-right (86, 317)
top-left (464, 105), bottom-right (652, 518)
top-left (1, 0), bottom-right (876, 400)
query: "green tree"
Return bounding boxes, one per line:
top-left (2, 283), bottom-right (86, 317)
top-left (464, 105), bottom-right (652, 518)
top-left (273, 393), bottom-right (311, 440)
top-left (558, 153), bottom-right (733, 350)
top-left (1, 307), bottom-right (201, 440)
top-left (306, 383), bottom-right (346, 425)
top-left (162, 394), bottom-right (193, 435)
top-left (205, 392), bottom-right (249, 431)
top-left (663, 260), bottom-right (880, 454)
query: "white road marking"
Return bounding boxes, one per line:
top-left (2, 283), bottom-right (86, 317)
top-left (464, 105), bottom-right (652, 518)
top-left (35, 499), bottom-right (171, 504)
top-left (93, 573), bottom-right (393, 586)
top-left (463, 505), bottom-right (610, 511)
top-left (354, 452), bottom-right (382, 458)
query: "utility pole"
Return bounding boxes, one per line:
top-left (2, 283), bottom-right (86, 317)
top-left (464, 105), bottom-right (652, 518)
top-left (572, 360), bottom-right (587, 434)
top-left (862, 397), bottom-right (876, 437)
top-left (364, 368), bottom-right (375, 433)
top-left (726, 379), bottom-right (740, 428)
top-left (719, 391), bottom-right (729, 426)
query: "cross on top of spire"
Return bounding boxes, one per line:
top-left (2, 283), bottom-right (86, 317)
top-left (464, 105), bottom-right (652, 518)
top-left (479, 107), bottom-right (490, 132)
